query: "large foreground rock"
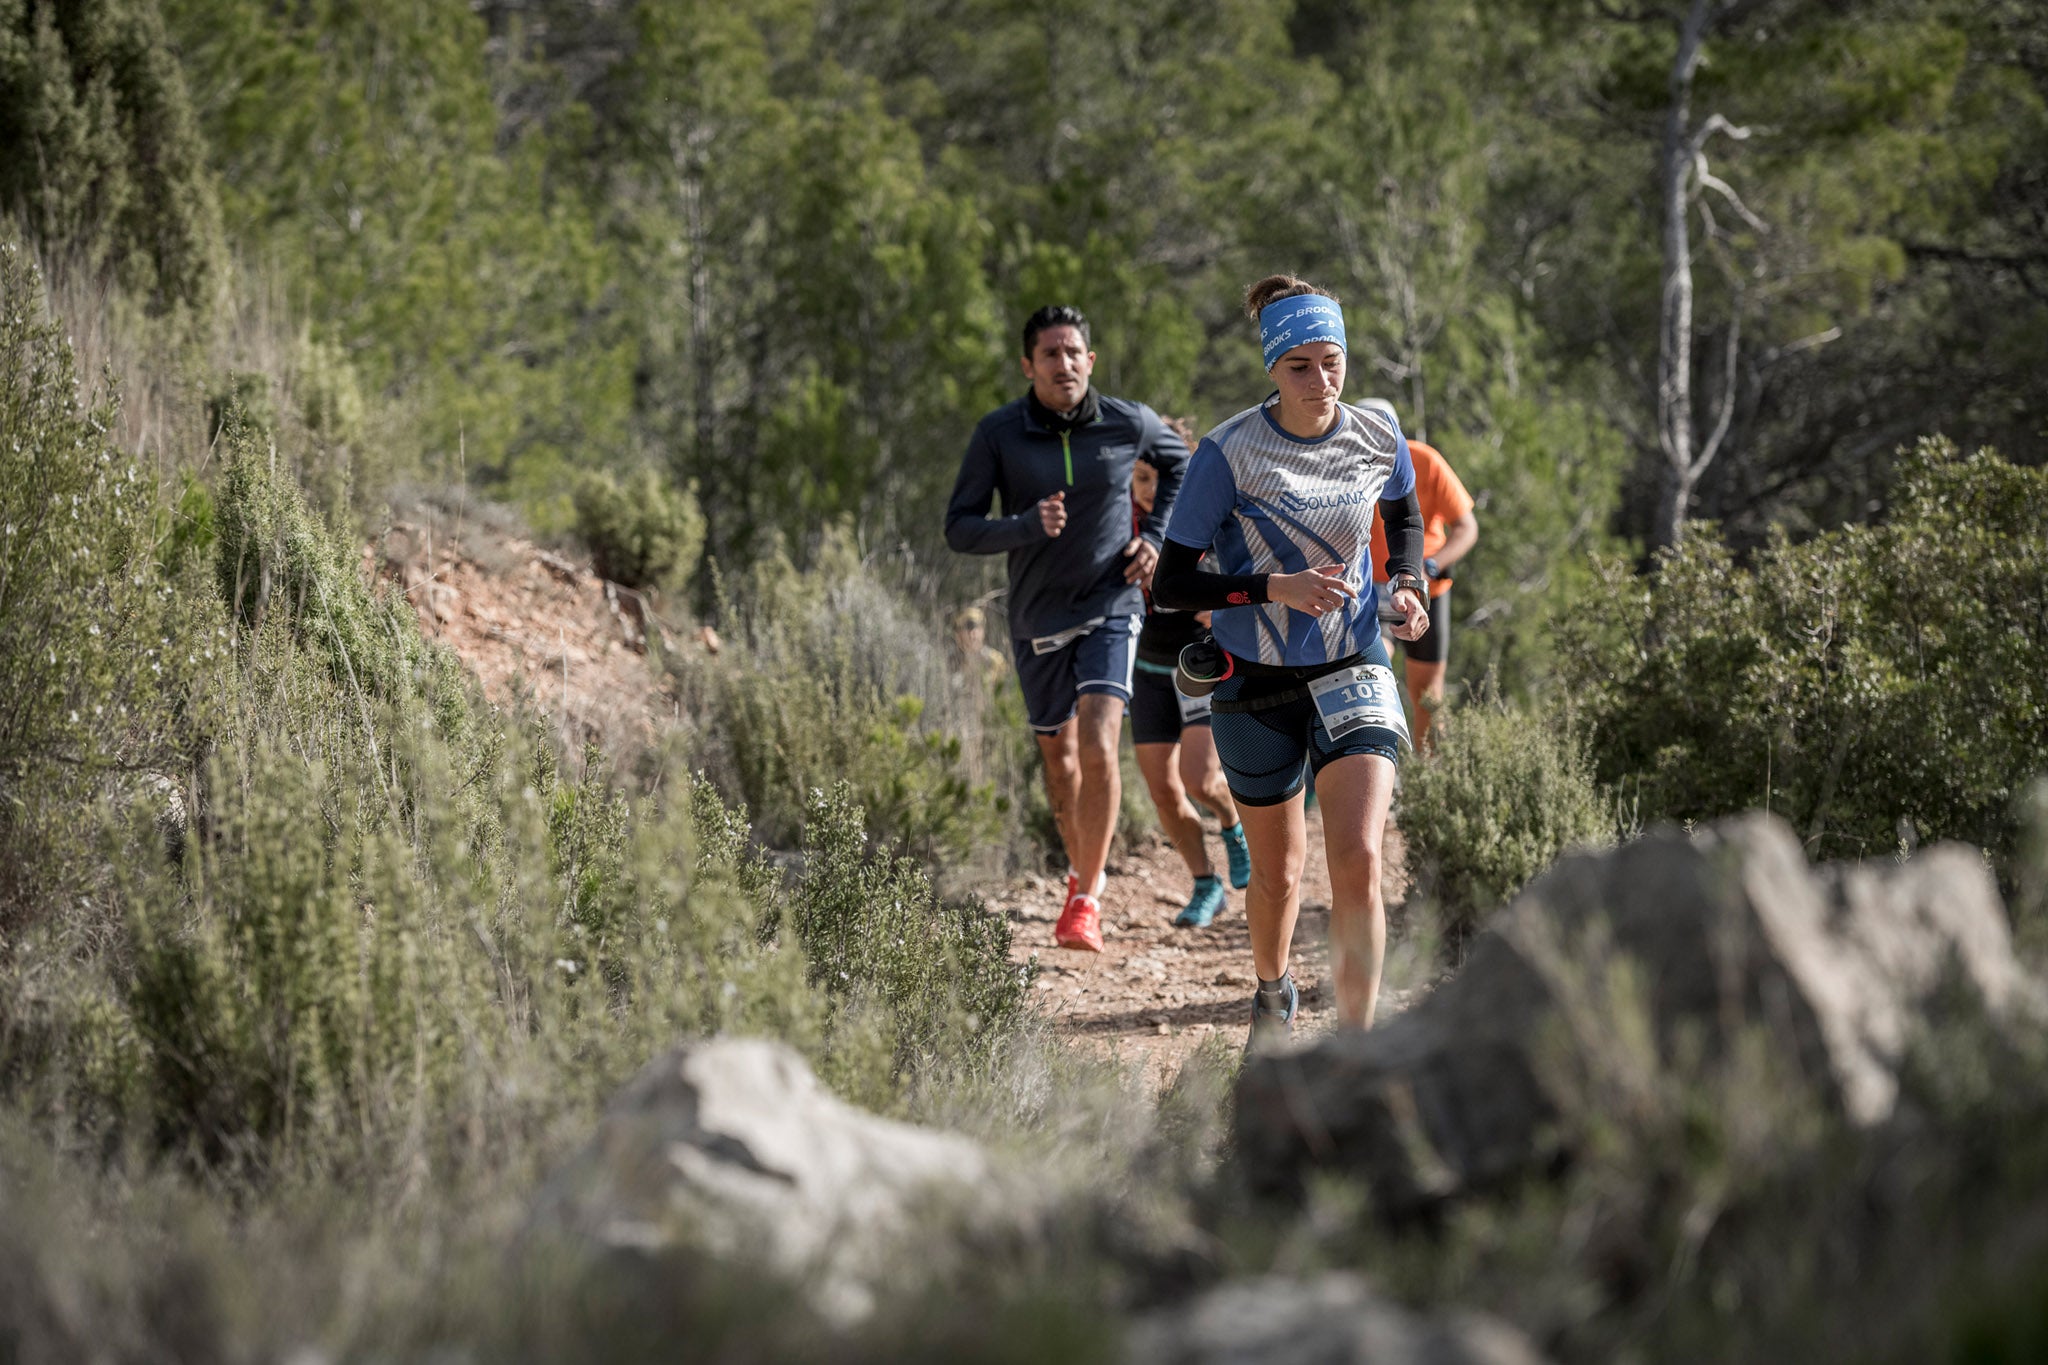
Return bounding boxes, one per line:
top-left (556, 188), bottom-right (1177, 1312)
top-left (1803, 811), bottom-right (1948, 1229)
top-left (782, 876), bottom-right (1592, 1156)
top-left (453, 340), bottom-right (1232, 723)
top-left (1127, 1273), bottom-right (1549, 1365)
top-left (1237, 814), bottom-right (2041, 1213)
top-left (527, 1038), bottom-right (999, 1323)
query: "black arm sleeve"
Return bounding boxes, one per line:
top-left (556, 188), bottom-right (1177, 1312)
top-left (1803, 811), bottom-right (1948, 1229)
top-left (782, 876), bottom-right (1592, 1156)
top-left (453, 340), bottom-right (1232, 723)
top-left (1151, 538), bottom-right (1271, 612)
top-left (1135, 409), bottom-right (1191, 544)
top-left (1380, 490), bottom-right (1425, 585)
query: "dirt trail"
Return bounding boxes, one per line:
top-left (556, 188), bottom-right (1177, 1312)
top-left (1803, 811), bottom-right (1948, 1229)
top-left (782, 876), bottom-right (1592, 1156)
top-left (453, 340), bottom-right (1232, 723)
top-left (381, 512), bottom-right (1416, 1088)
top-left (988, 813), bottom-right (1411, 1091)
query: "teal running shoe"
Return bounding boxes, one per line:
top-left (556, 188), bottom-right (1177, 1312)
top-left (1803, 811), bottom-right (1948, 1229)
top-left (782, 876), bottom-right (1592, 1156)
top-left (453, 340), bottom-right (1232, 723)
top-left (1247, 972), bottom-right (1298, 1053)
top-left (1174, 875), bottom-right (1225, 928)
top-left (1221, 822), bottom-right (1251, 890)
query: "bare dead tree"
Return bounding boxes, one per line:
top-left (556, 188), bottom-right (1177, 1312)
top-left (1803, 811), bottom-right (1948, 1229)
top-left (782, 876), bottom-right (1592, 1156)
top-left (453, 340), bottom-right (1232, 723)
top-left (1654, 0), bottom-right (1769, 550)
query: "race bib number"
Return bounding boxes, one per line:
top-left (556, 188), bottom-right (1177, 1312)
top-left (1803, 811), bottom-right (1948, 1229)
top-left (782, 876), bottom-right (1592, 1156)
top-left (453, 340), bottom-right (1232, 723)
top-left (1176, 687), bottom-right (1212, 723)
top-left (1307, 664), bottom-right (1410, 747)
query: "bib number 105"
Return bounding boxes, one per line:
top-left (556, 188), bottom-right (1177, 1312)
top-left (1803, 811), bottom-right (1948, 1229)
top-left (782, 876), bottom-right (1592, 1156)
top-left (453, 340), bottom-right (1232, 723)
top-left (1306, 664), bottom-right (1411, 748)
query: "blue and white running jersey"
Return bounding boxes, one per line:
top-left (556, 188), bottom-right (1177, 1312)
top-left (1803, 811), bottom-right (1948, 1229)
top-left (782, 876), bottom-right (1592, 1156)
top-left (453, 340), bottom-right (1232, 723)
top-left (1163, 396), bottom-right (1416, 667)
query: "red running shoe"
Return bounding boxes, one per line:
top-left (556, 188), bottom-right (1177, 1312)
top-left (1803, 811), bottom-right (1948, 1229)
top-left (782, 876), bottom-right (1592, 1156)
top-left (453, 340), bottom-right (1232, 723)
top-left (1055, 891), bottom-right (1104, 953)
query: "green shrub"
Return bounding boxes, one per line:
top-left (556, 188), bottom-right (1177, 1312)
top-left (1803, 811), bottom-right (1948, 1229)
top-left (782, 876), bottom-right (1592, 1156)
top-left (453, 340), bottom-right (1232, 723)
top-left (0, 241), bottom-right (203, 921)
top-left (572, 467), bottom-right (705, 594)
top-left (0, 0), bottom-right (224, 310)
top-left (3, 363), bottom-right (1028, 1178)
top-left (790, 783), bottom-right (1031, 1105)
top-left (692, 531), bottom-right (1017, 866)
top-left (1562, 438), bottom-right (2048, 873)
top-left (1397, 693), bottom-right (1614, 949)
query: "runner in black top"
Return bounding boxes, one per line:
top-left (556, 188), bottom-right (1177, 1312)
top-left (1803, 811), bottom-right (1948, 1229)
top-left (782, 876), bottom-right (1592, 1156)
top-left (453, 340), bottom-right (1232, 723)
top-left (944, 305), bottom-right (1192, 953)
top-left (1129, 437), bottom-right (1251, 928)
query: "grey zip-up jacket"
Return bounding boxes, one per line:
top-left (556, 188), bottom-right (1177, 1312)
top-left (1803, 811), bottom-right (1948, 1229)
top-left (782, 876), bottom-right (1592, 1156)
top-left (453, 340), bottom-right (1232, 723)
top-left (945, 391), bottom-right (1190, 641)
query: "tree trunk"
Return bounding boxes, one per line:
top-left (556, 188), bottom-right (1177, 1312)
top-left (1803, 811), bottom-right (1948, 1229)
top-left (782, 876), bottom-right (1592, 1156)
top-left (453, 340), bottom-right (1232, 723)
top-left (683, 152), bottom-right (714, 481)
top-left (1654, 0), bottom-right (1711, 553)
top-left (673, 126), bottom-right (725, 563)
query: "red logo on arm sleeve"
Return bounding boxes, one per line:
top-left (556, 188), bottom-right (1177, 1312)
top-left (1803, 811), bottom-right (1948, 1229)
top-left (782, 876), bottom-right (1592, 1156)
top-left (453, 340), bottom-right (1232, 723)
top-left (1227, 590), bottom-right (1250, 605)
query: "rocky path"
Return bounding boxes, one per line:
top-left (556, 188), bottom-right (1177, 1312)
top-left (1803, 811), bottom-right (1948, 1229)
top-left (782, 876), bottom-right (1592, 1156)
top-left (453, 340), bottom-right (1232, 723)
top-left (989, 809), bottom-right (1413, 1090)
top-left (374, 505), bottom-right (1425, 1090)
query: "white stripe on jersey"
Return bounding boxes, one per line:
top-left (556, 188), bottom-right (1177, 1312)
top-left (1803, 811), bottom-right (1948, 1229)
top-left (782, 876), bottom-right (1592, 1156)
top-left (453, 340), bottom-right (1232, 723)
top-left (1208, 398), bottom-right (1405, 665)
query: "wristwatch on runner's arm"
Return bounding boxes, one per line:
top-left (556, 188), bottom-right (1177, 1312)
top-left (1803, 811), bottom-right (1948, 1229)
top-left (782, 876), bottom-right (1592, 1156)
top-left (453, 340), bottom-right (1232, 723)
top-left (1390, 572), bottom-right (1428, 603)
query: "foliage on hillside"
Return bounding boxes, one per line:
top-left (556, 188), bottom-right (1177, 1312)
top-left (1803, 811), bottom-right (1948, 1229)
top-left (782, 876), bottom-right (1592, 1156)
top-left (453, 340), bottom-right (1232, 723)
top-left (0, 240), bottom-right (205, 917)
top-left (1564, 437), bottom-right (2048, 873)
top-left (0, 0), bottom-right (223, 308)
top-left (6, 0), bottom-right (2027, 698)
top-left (0, 262), bottom-right (1027, 1185)
top-left (1398, 692), bottom-right (1615, 950)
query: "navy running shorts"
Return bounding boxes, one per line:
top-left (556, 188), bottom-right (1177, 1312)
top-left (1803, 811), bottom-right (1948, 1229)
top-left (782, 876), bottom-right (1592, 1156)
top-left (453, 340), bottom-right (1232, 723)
top-left (1010, 613), bottom-right (1138, 734)
top-left (1130, 659), bottom-right (1212, 745)
top-left (1208, 638), bottom-right (1402, 806)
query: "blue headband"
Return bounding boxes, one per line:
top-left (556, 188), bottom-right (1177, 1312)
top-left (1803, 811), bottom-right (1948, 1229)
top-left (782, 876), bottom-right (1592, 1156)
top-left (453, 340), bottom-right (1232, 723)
top-left (1258, 294), bottom-right (1346, 369)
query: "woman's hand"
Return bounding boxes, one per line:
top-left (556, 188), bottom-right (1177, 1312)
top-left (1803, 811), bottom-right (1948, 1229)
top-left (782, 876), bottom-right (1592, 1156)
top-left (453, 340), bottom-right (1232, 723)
top-left (1270, 564), bottom-right (1356, 618)
top-left (1389, 587), bottom-right (1429, 641)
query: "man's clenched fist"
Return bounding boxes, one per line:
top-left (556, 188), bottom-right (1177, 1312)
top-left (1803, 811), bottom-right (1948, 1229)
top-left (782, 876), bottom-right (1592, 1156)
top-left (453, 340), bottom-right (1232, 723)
top-left (1037, 490), bottom-right (1068, 538)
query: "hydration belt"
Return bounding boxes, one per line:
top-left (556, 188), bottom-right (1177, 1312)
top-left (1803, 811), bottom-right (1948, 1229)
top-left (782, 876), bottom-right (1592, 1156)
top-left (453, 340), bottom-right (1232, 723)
top-left (1208, 653), bottom-right (1364, 714)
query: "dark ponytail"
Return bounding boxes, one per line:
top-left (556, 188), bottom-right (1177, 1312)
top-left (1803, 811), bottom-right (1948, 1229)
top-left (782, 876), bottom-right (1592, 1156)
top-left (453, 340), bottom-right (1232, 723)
top-left (1243, 274), bottom-right (1337, 319)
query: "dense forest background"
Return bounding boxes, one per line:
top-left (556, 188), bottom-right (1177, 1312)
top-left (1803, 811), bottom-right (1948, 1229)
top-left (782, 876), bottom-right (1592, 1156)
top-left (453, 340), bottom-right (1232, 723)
top-left (4, 3), bottom-right (2048, 1360)
top-left (10, 0), bottom-right (2044, 650)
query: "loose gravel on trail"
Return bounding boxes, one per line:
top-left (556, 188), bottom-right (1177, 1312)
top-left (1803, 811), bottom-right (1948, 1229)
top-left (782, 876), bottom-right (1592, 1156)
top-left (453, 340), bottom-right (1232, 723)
top-left (991, 810), bottom-right (1413, 1091)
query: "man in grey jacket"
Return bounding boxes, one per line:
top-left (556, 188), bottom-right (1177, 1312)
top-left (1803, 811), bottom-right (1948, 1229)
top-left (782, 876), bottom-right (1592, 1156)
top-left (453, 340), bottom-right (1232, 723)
top-left (945, 305), bottom-right (1190, 951)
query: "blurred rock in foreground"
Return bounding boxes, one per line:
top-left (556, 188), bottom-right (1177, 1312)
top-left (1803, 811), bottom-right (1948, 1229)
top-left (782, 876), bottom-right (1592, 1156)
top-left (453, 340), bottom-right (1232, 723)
top-left (1237, 814), bottom-right (2042, 1213)
top-left (526, 1038), bottom-right (1001, 1323)
top-left (1127, 1272), bottom-right (1549, 1365)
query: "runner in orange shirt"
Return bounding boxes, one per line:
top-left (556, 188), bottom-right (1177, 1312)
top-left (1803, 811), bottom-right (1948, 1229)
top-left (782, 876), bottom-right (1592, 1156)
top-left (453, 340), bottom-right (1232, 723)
top-left (1369, 440), bottom-right (1478, 751)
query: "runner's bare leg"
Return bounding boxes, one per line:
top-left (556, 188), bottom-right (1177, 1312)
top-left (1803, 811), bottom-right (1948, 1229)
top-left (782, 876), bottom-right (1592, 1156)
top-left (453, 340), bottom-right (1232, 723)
top-left (1404, 658), bottom-right (1446, 752)
top-left (1068, 692), bottom-right (1124, 894)
top-left (1314, 752), bottom-right (1397, 1027)
top-left (1237, 792), bottom-right (1307, 981)
top-left (1034, 722), bottom-right (1081, 872)
top-left (1177, 725), bottom-right (1240, 829)
top-left (1136, 741), bottom-right (1213, 879)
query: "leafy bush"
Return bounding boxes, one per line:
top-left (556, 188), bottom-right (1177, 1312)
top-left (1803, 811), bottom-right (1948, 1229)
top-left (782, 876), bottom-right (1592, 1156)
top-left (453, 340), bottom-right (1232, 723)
top-left (790, 783), bottom-right (1030, 1104)
top-left (1397, 693), bottom-right (1614, 949)
top-left (1, 319), bottom-right (1029, 1177)
top-left (689, 531), bottom-right (1020, 866)
top-left (0, 241), bottom-right (204, 921)
top-left (0, 0), bottom-right (224, 309)
top-left (572, 467), bottom-right (705, 594)
top-left (1435, 377), bottom-right (1634, 700)
top-left (1563, 439), bottom-right (2048, 873)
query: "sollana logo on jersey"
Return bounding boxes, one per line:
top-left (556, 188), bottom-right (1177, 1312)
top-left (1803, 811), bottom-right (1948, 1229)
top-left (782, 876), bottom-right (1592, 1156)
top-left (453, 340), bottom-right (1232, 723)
top-left (1279, 486), bottom-right (1373, 513)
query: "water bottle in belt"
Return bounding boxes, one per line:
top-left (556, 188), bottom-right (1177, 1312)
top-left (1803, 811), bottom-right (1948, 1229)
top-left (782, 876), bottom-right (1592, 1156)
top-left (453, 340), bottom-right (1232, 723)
top-left (1175, 633), bottom-right (1232, 698)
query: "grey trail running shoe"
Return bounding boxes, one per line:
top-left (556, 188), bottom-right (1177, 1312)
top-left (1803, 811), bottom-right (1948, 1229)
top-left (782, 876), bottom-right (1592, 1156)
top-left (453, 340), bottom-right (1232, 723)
top-left (1246, 972), bottom-right (1298, 1053)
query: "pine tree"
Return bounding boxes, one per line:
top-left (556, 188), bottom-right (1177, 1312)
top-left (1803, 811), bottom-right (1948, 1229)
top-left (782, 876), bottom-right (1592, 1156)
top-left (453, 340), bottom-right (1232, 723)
top-left (0, 0), bottom-right (222, 309)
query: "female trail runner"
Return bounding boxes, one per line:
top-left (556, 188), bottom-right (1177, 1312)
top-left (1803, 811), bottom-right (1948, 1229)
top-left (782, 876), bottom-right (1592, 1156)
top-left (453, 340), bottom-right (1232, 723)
top-left (1129, 444), bottom-right (1252, 928)
top-left (1153, 274), bottom-right (1429, 1047)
